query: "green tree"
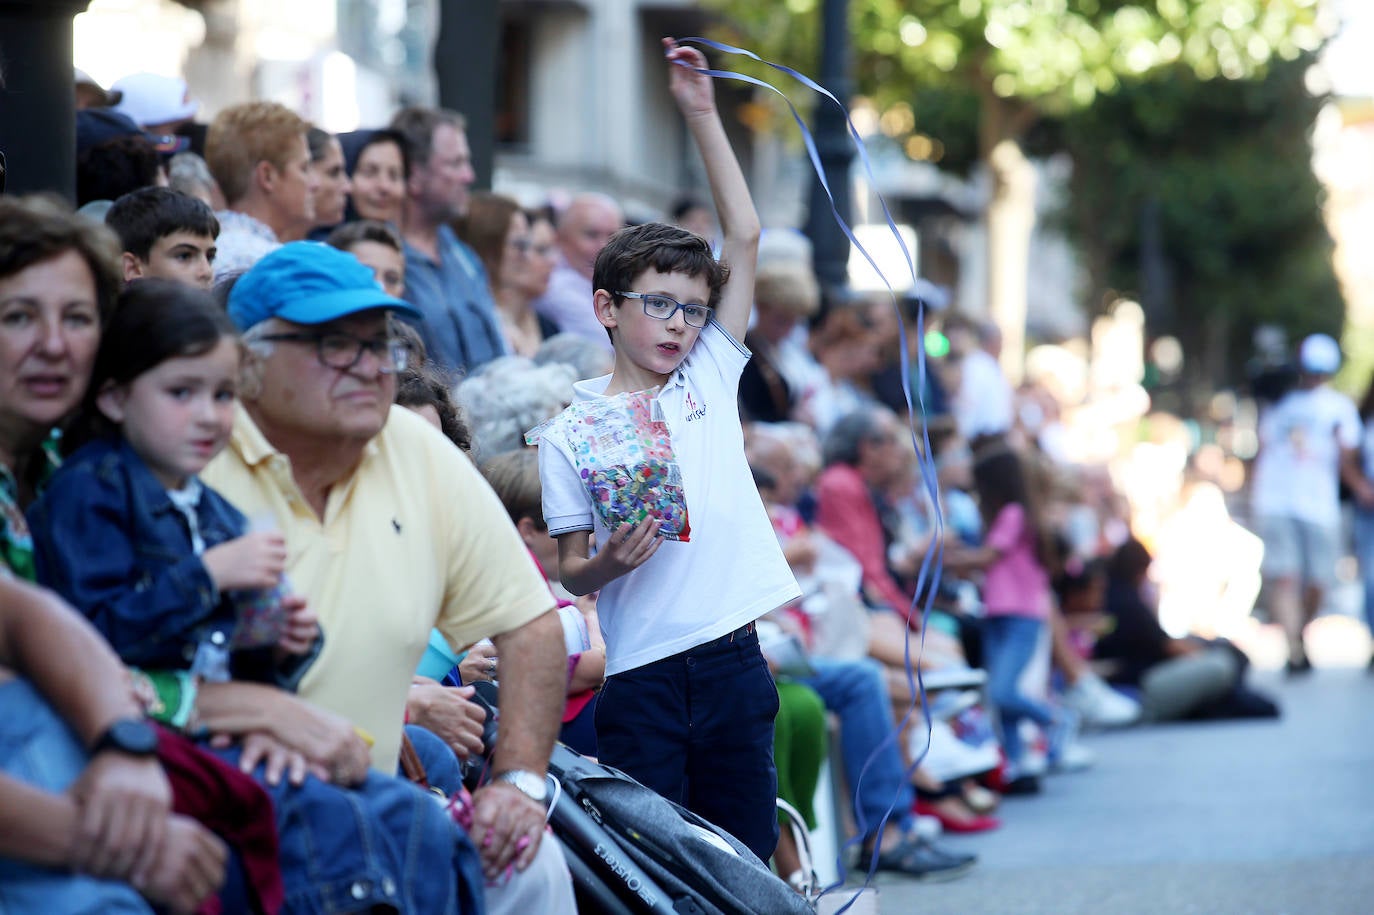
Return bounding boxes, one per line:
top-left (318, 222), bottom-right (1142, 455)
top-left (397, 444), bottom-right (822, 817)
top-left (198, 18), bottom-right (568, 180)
top-left (705, 0), bottom-right (1326, 377)
top-left (1057, 54), bottom-right (1342, 395)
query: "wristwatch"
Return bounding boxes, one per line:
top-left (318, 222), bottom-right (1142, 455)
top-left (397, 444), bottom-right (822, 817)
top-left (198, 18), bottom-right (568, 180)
top-left (493, 769), bottom-right (549, 804)
top-left (90, 717), bottom-right (159, 758)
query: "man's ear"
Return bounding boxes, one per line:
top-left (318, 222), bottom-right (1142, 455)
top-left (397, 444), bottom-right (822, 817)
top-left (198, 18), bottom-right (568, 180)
top-left (237, 346), bottom-right (266, 402)
top-left (95, 382), bottom-right (127, 424)
top-left (121, 252), bottom-right (146, 283)
top-left (593, 289), bottom-right (619, 331)
top-left (254, 159), bottom-right (277, 196)
top-left (515, 516), bottom-right (540, 546)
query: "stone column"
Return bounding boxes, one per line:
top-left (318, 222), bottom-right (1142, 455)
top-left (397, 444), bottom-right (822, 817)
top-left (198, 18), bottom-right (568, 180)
top-left (0, 0), bottom-right (93, 200)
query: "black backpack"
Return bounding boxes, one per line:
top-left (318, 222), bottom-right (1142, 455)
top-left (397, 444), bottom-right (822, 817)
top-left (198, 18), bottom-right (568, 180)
top-left (546, 743), bottom-right (814, 915)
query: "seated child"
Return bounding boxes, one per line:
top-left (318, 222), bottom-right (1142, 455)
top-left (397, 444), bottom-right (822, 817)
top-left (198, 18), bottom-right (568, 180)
top-left (482, 449), bottom-right (605, 757)
top-left (28, 278), bottom-right (320, 698)
top-left (327, 219), bottom-right (406, 300)
top-left (105, 186), bottom-right (219, 290)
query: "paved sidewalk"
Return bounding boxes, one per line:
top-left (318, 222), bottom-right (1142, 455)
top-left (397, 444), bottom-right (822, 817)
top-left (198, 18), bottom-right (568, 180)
top-left (826, 667), bottom-right (1374, 915)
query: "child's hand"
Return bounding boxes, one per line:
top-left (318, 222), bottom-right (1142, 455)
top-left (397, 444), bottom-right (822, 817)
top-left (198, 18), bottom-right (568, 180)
top-left (274, 595), bottom-right (319, 656)
top-left (203, 532), bottom-right (286, 592)
top-left (663, 38), bottom-right (715, 119)
top-left (597, 520), bottom-right (664, 580)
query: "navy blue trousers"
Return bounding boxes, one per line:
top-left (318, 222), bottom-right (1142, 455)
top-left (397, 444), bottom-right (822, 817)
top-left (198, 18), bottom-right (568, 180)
top-left (594, 625), bottom-right (780, 862)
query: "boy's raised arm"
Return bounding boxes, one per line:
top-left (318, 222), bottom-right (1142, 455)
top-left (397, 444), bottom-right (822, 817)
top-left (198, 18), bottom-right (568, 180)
top-left (665, 38), bottom-right (760, 342)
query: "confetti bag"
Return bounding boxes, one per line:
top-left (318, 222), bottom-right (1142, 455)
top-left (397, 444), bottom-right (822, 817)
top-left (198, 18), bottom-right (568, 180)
top-left (528, 389), bottom-right (691, 541)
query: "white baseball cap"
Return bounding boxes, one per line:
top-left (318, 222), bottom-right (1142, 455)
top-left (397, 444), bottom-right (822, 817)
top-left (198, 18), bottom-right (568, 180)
top-left (1299, 333), bottom-right (1341, 375)
top-left (111, 72), bottom-right (199, 127)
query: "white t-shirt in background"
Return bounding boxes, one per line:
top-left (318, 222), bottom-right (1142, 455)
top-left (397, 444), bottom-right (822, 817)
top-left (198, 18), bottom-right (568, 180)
top-left (1252, 385), bottom-right (1361, 528)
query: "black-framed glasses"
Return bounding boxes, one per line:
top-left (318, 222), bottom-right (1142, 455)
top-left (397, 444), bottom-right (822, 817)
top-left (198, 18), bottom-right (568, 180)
top-left (616, 291), bottom-right (713, 328)
top-left (258, 330), bottom-right (411, 373)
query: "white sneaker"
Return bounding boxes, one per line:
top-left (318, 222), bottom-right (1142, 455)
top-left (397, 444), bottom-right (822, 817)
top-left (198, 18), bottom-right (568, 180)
top-left (912, 718), bottom-right (1002, 782)
top-left (1064, 673), bottom-right (1140, 729)
top-left (1050, 741), bottom-right (1096, 773)
top-left (913, 814), bottom-right (943, 841)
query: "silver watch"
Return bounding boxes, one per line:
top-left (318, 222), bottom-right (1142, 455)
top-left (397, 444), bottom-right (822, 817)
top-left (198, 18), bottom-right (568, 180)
top-left (494, 769), bottom-right (549, 804)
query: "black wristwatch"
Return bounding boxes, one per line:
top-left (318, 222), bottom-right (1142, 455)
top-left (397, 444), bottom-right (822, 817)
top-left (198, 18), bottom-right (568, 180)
top-left (90, 718), bottom-right (159, 758)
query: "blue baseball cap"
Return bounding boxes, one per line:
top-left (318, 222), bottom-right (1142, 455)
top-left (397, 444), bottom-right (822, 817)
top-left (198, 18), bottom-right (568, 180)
top-left (227, 241), bottom-right (421, 331)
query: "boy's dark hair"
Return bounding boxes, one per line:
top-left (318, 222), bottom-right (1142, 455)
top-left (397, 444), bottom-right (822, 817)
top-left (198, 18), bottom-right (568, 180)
top-left (326, 219), bottom-right (403, 255)
top-left (480, 449), bottom-right (544, 529)
top-left (0, 194), bottom-right (123, 324)
top-left (306, 126), bottom-right (336, 163)
top-left (69, 278), bottom-right (237, 453)
top-left (76, 136), bottom-right (161, 207)
top-left (592, 223), bottom-right (729, 341)
top-left (105, 187), bottom-right (220, 261)
top-left (396, 363), bottom-right (470, 453)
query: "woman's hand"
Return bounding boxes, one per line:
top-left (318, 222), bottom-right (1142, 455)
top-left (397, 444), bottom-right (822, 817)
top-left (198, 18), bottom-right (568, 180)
top-left (203, 532), bottom-right (286, 592)
top-left (458, 642), bottom-right (499, 684)
top-left (210, 730), bottom-right (325, 787)
top-left (255, 692), bottom-right (370, 786)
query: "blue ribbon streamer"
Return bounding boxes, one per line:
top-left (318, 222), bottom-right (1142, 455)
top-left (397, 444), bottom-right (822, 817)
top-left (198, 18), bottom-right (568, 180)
top-left (675, 36), bottom-right (950, 910)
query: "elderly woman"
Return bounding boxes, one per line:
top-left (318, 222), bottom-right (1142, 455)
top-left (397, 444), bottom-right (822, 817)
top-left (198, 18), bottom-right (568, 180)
top-left (0, 196), bottom-right (476, 915)
top-left (0, 196), bottom-right (113, 579)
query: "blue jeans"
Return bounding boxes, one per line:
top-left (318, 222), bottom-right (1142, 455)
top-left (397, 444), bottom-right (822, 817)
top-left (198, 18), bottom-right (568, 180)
top-left (0, 678), bottom-right (152, 914)
top-left (982, 615), bottom-right (1054, 768)
top-left (1354, 508), bottom-right (1374, 637)
top-left (795, 657), bottom-right (916, 840)
top-left (208, 743), bottom-right (469, 914)
top-left (596, 626), bottom-right (780, 862)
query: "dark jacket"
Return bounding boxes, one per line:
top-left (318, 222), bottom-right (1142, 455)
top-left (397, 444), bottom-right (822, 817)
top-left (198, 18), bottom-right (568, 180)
top-left (28, 436), bottom-right (315, 687)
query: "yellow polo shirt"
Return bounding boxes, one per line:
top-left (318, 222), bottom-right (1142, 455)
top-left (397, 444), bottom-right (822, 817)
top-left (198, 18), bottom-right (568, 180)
top-left (203, 403), bottom-right (554, 769)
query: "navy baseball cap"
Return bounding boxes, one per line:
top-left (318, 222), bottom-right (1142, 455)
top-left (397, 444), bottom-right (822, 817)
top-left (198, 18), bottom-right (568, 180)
top-left (228, 242), bottom-right (421, 331)
top-left (76, 108), bottom-right (188, 155)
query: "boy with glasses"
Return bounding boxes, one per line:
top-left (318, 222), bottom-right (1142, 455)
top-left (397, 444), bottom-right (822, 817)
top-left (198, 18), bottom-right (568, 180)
top-left (535, 40), bottom-right (799, 863)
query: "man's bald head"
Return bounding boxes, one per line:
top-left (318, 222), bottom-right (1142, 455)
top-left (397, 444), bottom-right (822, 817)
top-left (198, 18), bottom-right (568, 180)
top-left (557, 193), bottom-right (623, 279)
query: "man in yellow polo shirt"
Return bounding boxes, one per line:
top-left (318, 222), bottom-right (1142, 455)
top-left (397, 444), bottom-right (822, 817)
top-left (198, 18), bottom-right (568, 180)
top-left (205, 242), bottom-right (568, 893)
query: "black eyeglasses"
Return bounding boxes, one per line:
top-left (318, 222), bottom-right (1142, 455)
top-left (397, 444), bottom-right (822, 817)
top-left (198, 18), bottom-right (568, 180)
top-left (616, 291), bottom-right (713, 328)
top-left (258, 330), bottom-right (411, 373)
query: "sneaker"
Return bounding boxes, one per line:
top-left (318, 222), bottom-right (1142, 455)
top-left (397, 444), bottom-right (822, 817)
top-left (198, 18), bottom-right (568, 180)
top-left (857, 835), bottom-right (976, 882)
top-left (1050, 740), bottom-right (1096, 773)
top-left (1064, 673), bottom-right (1140, 729)
top-left (1285, 655), bottom-right (1313, 677)
top-left (1046, 709), bottom-right (1081, 770)
top-left (912, 813), bottom-right (943, 841)
top-left (913, 719), bottom-right (1002, 782)
top-left (1001, 773), bottom-right (1042, 796)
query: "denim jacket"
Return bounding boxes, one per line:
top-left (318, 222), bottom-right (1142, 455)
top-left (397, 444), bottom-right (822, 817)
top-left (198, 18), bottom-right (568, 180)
top-left (28, 436), bottom-right (317, 687)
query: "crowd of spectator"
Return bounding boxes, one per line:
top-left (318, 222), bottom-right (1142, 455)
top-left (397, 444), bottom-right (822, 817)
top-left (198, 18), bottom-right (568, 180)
top-left (0, 58), bottom-right (1296, 915)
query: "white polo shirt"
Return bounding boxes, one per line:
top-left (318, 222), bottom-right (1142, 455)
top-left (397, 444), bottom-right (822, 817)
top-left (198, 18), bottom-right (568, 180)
top-left (539, 321), bottom-right (800, 676)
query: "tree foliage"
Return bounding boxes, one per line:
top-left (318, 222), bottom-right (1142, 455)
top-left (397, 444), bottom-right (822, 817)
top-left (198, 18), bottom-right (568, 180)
top-left (706, 0), bottom-right (1326, 147)
top-left (1057, 54), bottom-right (1342, 387)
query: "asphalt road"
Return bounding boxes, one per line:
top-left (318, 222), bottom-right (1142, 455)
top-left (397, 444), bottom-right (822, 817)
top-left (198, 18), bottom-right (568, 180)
top-left (827, 667), bottom-right (1374, 915)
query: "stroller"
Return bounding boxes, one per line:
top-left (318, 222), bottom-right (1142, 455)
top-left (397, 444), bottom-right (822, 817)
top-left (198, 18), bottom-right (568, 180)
top-left (467, 685), bottom-right (815, 914)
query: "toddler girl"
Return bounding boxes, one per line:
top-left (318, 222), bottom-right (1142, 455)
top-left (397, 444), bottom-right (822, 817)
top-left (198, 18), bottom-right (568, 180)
top-left (945, 446), bottom-right (1071, 789)
top-left (29, 278), bottom-right (319, 689)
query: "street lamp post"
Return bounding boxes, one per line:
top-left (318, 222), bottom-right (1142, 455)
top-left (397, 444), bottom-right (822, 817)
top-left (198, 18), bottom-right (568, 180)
top-left (803, 0), bottom-right (854, 297)
top-left (0, 0), bottom-right (93, 200)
